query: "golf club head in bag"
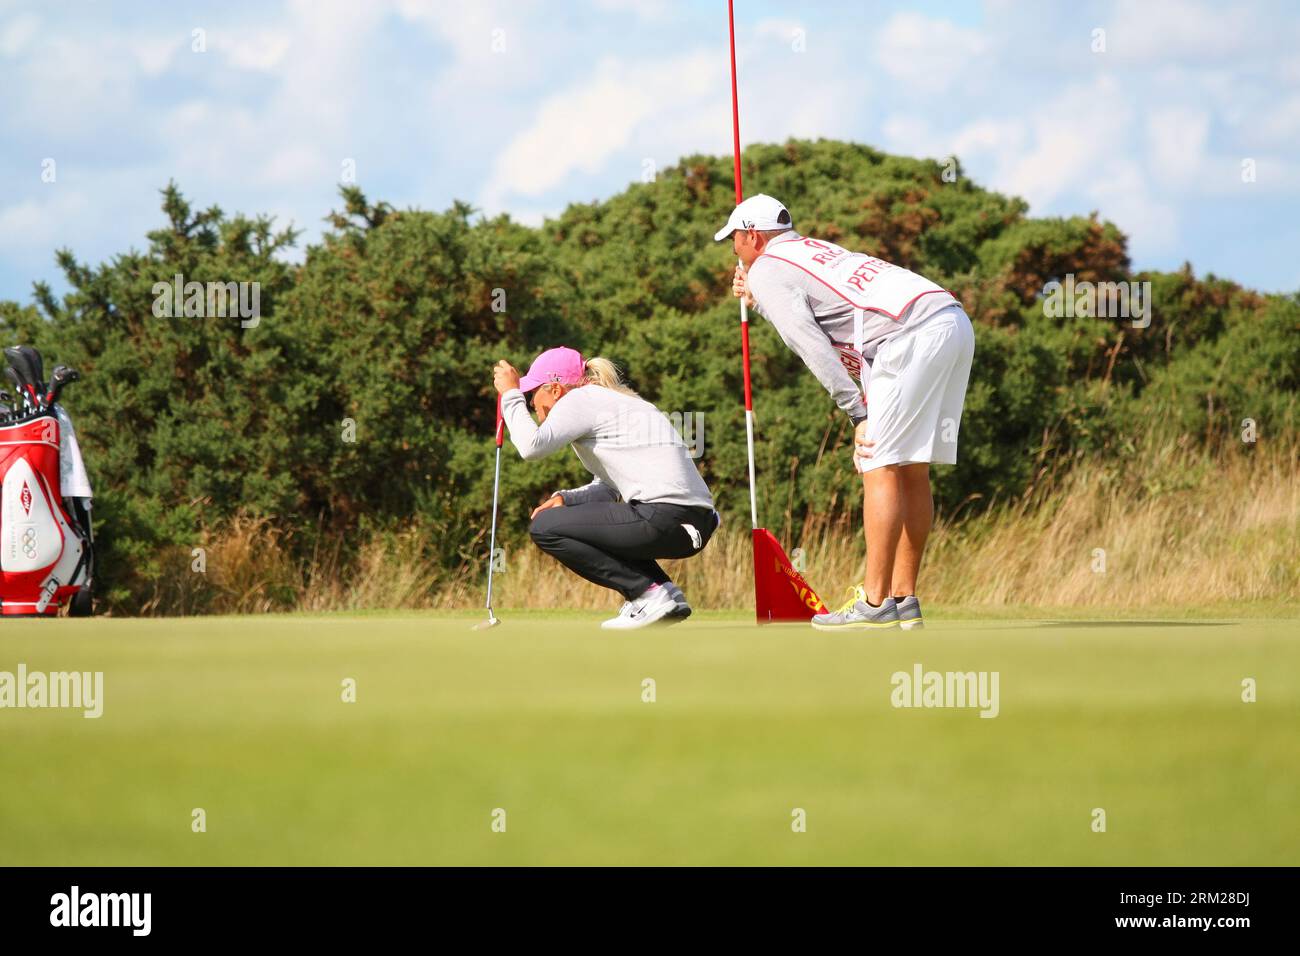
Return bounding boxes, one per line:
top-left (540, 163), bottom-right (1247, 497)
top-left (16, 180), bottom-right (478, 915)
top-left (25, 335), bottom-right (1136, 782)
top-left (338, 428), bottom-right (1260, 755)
top-left (45, 365), bottom-right (80, 406)
top-left (4, 346), bottom-right (40, 408)
top-left (18, 345), bottom-right (45, 395)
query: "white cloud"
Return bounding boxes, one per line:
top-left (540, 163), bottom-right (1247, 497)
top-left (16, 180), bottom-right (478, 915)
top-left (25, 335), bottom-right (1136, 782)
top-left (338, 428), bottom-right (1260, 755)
top-left (882, 73), bottom-right (1187, 253)
top-left (881, 115), bottom-right (941, 158)
top-left (129, 35), bottom-right (183, 76)
top-left (482, 50), bottom-right (726, 207)
top-left (1001, 75), bottom-right (1136, 209)
top-left (1146, 107), bottom-right (1210, 186)
top-left (396, 0), bottom-right (542, 88)
top-left (1107, 0), bottom-right (1254, 62)
top-left (0, 11), bottom-right (37, 57)
top-left (1256, 94), bottom-right (1300, 145)
top-left (881, 115), bottom-right (1026, 165)
top-left (754, 18), bottom-right (805, 51)
top-left (13, 35), bottom-right (134, 135)
top-left (262, 143), bottom-right (331, 186)
top-left (1086, 158), bottom-right (1179, 253)
top-left (952, 119), bottom-right (1028, 160)
top-left (0, 190), bottom-right (91, 254)
top-left (273, 0), bottom-right (389, 133)
top-left (876, 12), bottom-right (987, 92)
top-left (591, 0), bottom-right (672, 22)
top-left (221, 31), bottom-right (292, 72)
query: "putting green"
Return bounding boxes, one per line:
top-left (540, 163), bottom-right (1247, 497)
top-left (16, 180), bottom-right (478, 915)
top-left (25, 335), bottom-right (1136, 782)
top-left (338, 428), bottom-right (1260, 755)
top-left (0, 613), bottom-right (1295, 865)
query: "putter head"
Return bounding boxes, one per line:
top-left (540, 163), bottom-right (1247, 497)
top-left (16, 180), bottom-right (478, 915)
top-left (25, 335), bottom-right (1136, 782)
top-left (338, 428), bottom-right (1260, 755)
top-left (471, 613), bottom-right (500, 631)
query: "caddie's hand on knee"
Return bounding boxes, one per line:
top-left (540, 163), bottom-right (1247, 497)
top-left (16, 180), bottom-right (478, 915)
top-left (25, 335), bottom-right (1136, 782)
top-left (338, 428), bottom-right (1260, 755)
top-left (853, 420), bottom-right (875, 472)
top-left (530, 494), bottom-right (564, 520)
top-left (732, 264), bottom-right (755, 309)
top-left (493, 360), bottom-right (521, 395)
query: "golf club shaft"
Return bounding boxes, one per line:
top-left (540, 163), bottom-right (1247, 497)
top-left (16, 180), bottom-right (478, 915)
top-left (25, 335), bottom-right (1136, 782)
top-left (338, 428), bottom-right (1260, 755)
top-left (484, 397), bottom-right (504, 613)
top-left (740, 294), bottom-right (758, 529)
top-left (485, 447), bottom-right (502, 611)
top-left (4, 367), bottom-right (28, 409)
top-left (742, 371), bottom-right (758, 528)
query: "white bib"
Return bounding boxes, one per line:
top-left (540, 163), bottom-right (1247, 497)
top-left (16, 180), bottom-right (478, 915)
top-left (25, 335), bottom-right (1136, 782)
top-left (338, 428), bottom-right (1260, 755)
top-left (756, 235), bottom-right (952, 331)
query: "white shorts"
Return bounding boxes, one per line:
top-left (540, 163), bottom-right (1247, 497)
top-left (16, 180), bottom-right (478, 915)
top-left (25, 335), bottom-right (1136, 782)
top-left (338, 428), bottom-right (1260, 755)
top-left (860, 305), bottom-right (975, 473)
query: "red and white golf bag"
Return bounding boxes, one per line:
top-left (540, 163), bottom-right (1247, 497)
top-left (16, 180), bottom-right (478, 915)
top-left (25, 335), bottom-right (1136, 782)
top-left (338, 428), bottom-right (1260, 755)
top-left (0, 408), bottom-right (93, 616)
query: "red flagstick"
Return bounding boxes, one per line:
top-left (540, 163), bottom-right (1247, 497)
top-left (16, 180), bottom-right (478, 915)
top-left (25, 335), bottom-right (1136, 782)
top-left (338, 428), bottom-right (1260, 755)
top-left (727, 0), bottom-right (827, 622)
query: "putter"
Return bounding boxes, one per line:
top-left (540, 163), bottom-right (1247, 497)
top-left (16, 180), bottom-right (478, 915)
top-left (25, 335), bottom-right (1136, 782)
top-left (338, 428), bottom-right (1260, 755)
top-left (472, 396), bottom-right (505, 631)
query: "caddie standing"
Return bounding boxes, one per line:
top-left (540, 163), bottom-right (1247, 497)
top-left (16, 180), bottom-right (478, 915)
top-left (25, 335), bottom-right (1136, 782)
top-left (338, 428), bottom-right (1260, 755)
top-left (716, 194), bottom-right (975, 630)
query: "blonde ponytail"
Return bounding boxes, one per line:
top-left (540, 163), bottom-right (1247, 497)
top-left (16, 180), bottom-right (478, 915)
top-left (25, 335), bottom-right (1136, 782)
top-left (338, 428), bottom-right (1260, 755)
top-left (583, 357), bottom-right (639, 397)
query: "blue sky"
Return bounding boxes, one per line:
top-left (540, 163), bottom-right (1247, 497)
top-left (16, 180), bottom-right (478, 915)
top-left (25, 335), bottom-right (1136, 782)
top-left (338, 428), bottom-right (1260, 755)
top-left (2, 0), bottom-right (1298, 304)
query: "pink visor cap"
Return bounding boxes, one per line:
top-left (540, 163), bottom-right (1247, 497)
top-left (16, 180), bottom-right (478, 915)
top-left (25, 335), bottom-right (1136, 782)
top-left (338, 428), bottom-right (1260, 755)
top-left (517, 346), bottom-right (586, 393)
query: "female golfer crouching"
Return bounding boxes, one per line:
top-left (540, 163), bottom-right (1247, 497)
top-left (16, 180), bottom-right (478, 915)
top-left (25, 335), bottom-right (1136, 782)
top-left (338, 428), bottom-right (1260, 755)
top-left (493, 347), bottom-right (719, 630)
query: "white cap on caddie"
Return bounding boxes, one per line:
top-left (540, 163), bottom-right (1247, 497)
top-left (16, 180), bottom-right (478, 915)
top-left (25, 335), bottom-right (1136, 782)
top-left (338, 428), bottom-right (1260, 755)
top-left (713, 194), bottom-right (793, 241)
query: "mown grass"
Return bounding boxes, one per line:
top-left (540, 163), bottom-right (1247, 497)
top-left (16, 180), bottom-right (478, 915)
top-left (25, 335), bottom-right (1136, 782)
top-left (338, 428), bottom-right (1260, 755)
top-left (0, 614), bottom-right (1295, 865)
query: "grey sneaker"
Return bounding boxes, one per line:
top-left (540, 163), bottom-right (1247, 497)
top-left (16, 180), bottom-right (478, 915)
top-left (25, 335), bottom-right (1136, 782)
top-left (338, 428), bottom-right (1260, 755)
top-left (663, 582), bottom-right (692, 622)
top-left (810, 587), bottom-right (900, 631)
top-left (896, 595), bottom-right (924, 630)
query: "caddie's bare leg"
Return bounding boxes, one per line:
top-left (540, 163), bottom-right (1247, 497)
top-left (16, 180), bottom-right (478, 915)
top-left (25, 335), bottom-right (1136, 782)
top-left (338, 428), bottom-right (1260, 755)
top-left (863, 464), bottom-right (904, 607)
top-left (892, 463), bottom-right (932, 599)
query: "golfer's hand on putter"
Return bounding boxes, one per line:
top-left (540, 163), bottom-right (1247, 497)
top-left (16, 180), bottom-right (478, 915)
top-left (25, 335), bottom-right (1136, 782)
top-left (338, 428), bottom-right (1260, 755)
top-left (493, 360), bottom-right (520, 395)
top-left (530, 495), bottom-right (564, 519)
top-left (732, 264), bottom-right (755, 309)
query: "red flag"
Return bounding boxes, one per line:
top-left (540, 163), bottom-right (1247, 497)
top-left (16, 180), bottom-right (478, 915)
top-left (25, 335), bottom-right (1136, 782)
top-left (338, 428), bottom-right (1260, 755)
top-left (752, 529), bottom-right (828, 622)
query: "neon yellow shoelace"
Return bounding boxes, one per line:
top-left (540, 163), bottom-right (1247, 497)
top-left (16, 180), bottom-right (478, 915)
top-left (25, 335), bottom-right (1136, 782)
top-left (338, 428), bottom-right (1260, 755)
top-left (834, 585), bottom-right (866, 613)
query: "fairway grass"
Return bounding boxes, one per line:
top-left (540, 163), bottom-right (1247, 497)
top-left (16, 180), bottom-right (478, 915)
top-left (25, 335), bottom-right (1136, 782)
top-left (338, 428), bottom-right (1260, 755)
top-left (1, 614), bottom-right (1296, 866)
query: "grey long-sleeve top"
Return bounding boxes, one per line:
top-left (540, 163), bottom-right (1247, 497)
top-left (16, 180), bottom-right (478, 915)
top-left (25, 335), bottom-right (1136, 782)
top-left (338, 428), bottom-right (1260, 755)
top-left (501, 384), bottom-right (714, 509)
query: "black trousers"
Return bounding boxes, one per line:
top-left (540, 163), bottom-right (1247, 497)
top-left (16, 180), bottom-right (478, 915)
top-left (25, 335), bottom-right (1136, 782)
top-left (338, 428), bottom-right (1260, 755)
top-left (529, 500), bottom-right (719, 600)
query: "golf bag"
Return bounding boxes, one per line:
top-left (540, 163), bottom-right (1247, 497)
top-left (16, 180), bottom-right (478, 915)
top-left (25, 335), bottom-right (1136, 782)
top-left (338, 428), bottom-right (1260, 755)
top-left (0, 348), bottom-right (93, 617)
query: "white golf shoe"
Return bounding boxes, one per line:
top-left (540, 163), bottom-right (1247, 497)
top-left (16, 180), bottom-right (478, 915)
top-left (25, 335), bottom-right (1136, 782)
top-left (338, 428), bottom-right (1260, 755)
top-left (663, 582), bottom-right (692, 622)
top-left (601, 585), bottom-right (679, 630)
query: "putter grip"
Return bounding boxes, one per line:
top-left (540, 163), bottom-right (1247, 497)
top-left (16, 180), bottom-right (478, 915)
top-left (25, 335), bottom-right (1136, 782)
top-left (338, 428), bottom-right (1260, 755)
top-left (494, 395), bottom-right (504, 447)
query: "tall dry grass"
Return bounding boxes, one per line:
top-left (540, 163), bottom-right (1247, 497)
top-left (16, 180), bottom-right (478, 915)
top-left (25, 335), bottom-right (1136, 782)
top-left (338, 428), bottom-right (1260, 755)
top-left (472, 434), bottom-right (1299, 612)
top-left (137, 517), bottom-right (446, 616)
top-left (134, 436), bottom-right (1297, 615)
top-left (921, 438), bottom-right (1298, 608)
